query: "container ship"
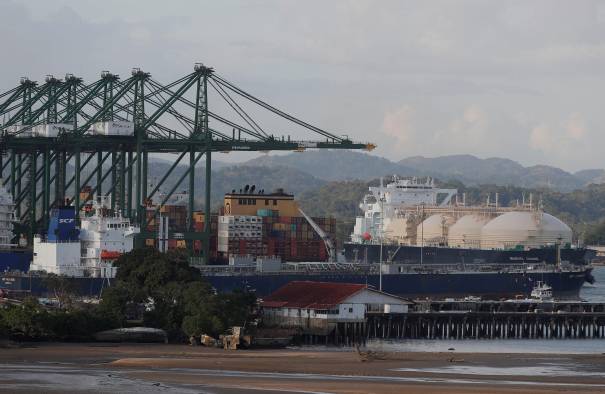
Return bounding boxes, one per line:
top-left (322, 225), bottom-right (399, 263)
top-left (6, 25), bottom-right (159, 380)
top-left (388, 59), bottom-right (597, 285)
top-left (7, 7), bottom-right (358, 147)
top-left (1, 195), bottom-right (139, 297)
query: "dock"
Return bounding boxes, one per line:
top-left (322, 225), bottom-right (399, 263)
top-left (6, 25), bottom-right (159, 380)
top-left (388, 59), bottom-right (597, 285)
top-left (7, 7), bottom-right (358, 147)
top-left (327, 300), bottom-right (605, 344)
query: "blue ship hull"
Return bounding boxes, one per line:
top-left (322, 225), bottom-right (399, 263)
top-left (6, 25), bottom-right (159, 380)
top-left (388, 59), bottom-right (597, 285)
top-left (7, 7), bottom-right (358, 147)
top-left (343, 243), bottom-right (592, 265)
top-left (0, 274), bottom-right (109, 297)
top-left (0, 249), bottom-right (33, 273)
top-left (0, 268), bottom-right (591, 300)
top-left (203, 268), bottom-right (592, 300)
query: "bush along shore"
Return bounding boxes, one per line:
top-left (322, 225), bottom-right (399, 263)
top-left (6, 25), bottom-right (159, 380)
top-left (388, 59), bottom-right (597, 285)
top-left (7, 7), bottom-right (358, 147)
top-left (0, 249), bottom-right (256, 343)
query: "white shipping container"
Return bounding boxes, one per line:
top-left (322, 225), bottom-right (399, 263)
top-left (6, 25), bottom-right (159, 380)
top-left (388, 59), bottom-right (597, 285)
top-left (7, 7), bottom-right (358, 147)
top-left (33, 123), bottom-right (73, 137)
top-left (219, 216), bottom-right (234, 224)
top-left (5, 125), bottom-right (34, 138)
top-left (219, 215), bottom-right (261, 224)
top-left (229, 255), bottom-right (255, 266)
top-left (90, 121), bottom-right (134, 136)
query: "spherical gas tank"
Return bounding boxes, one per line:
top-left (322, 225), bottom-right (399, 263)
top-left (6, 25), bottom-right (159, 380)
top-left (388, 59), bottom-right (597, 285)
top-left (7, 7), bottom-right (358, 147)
top-left (383, 217), bottom-right (409, 242)
top-left (417, 214), bottom-right (455, 246)
top-left (481, 211), bottom-right (571, 250)
top-left (447, 215), bottom-right (490, 248)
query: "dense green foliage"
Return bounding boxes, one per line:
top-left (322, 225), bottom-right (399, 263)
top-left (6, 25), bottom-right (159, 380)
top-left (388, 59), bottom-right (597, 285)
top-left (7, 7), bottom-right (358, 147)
top-left (585, 221), bottom-right (605, 245)
top-left (0, 298), bottom-right (119, 341)
top-left (104, 248), bottom-right (256, 340)
top-left (1, 249), bottom-right (256, 342)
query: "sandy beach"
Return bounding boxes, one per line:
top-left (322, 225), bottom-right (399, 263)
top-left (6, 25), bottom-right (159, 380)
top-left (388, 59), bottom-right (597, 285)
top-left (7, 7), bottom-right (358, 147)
top-left (0, 343), bottom-right (604, 393)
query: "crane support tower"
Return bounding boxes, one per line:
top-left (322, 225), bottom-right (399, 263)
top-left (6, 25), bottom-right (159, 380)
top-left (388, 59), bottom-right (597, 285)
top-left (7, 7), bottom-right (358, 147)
top-left (0, 64), bottom-right (375, 262)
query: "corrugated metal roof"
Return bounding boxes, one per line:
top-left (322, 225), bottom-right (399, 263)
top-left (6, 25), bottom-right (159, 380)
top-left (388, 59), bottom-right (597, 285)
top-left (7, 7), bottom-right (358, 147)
top-left (261, 281), bottom-right (367, 309)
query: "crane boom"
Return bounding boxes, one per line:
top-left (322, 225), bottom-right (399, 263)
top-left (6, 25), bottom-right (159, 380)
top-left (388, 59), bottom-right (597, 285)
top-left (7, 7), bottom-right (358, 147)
top-left (298, 208), bottom-right (336, 262)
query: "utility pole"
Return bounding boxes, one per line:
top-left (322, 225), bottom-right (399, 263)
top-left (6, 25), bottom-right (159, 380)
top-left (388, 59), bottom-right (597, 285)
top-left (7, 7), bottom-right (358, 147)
top-left (379, 193), bottom-right (384, 292)
top-left (420, 203), bottom-right (424, 266)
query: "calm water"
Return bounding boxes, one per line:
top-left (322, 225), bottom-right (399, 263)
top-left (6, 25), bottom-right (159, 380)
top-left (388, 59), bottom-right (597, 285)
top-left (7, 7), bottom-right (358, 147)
top-left (366, 338), bottom-right (605, 354)
top-left (580, 265), bottom-right (605, 302)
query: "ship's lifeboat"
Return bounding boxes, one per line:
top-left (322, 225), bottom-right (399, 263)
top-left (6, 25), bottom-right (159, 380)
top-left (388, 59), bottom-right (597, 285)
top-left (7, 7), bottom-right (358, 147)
top-left (100, 250), bottom-right (121, 260)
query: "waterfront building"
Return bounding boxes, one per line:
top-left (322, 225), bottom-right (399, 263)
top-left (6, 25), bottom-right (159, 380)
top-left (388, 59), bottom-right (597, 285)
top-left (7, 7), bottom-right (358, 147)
top-left (261, 281), bottom-right (411, 334)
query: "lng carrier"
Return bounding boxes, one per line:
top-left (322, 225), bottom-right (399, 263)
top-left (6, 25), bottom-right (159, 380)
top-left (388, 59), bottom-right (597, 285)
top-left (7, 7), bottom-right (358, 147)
top-left (0, 178), bottom-right (595, 300)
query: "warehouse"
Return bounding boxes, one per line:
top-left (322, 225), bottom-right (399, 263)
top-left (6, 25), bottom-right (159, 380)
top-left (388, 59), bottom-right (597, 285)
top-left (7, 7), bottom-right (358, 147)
top-left (261, 281), bottom-right (412, 334)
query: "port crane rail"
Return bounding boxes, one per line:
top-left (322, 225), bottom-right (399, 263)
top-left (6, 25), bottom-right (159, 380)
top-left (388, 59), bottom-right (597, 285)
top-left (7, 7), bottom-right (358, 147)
top-left (0, 64), bottom-right (374, 262)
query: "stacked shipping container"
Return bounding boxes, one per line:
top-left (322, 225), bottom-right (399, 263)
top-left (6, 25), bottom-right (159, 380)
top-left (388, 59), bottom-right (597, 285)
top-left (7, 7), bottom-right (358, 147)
top-left (139, 187), bottom-right (335, 264)
top-left (218, 210), bottom-right (336, 262)
top-left (218, 216), bottom-right (264, 256)
top-left (144, 208), bottom-right (218, 258)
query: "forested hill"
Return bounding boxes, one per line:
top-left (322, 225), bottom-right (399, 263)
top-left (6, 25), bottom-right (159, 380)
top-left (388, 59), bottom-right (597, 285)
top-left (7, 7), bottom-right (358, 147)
top-left (244, 151), bottom-right (605, 192)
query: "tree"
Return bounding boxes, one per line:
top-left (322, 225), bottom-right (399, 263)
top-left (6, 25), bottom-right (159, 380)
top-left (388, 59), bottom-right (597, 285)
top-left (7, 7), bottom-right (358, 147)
top-left (42, 274), bottom-right (77, 309)
top-left (2, 297), bottom-right (52, 340)
top-left (98, 248), bottom-right (257, 341)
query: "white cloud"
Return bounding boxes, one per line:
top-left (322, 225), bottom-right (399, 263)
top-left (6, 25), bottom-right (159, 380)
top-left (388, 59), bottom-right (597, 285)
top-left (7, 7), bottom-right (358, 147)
top-left (446, 104), bottom-right (489, 144)
top-left (528, 113), bottom-right (590, 164)
top-left (380, 104), bottom-right (495, 160)
top-left (529, 123), bottom-right (553, 152)
top-left (381, 105), bottom-right (416, 149)
top-left (2, 0), bottom-right (605, 171)
top-left (566, 112), bottom-right (586, 139)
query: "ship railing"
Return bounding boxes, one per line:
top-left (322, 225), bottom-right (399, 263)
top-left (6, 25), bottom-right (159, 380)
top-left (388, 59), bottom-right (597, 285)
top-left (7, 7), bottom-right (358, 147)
top-left (377, 262), bottom-right (589, 275)
top-left (33, 236), bottom-right (80, 244)
top-left (195, 261), bottom-right (589, 276)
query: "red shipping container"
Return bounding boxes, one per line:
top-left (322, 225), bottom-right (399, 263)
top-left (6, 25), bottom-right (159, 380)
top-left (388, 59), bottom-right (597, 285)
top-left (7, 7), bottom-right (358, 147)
top-left (318, 246), bottom-right (327, 261)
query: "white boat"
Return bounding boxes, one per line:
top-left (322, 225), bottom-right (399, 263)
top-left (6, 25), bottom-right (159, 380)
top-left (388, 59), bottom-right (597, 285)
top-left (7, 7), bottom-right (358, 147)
top-left (530, 281), bottom-right (554, 302)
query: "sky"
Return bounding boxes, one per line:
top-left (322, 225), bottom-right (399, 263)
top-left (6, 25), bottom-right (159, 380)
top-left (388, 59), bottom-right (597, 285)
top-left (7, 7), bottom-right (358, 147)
top-left (1, 0), bottom-right (604, 172)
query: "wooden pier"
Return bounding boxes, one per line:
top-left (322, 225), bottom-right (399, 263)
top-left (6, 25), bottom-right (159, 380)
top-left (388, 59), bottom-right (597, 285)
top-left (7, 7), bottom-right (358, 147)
top-left (325, 301), bottom-right (605, 344)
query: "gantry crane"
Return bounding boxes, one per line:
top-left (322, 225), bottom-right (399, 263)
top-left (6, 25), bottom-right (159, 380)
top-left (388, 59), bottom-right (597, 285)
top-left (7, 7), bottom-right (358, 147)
top-left (0, 63), bottom-right (375, 262)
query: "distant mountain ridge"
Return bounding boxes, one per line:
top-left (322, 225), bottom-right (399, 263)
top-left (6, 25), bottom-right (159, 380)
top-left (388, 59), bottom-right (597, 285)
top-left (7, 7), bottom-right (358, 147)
top-left (398, 155), bottom-right (586, 191)
top-left (146, 161), bottom-right (326, 209)
top-left (243, 151), bottom-right (605, 192)
top-left (246, 151), bottom-right (414, 181)
top-left (146, 152), bottom-right (605, 201)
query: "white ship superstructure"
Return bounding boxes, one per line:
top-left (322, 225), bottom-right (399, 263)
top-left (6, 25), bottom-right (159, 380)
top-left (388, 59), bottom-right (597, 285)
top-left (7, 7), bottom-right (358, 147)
top-left (80, 197), bottom-right (140, 278)
top-left (352, 176), bottom-right (456, 243)
top-left (351, 176), bottom-right (573, 250)
top-left (31, 198), bottom-right (140, 278)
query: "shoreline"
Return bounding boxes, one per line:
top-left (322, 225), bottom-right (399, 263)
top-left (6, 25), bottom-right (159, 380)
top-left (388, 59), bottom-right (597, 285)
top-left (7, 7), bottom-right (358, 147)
top-left (1, 343), bottom-right (604, 393)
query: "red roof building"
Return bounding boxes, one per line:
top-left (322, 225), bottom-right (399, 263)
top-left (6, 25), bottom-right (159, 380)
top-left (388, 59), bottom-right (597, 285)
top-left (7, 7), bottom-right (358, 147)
top-left (261, 281), bottom-right (367, 310)
top-left (261, 281), bottom-right (411, 332)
